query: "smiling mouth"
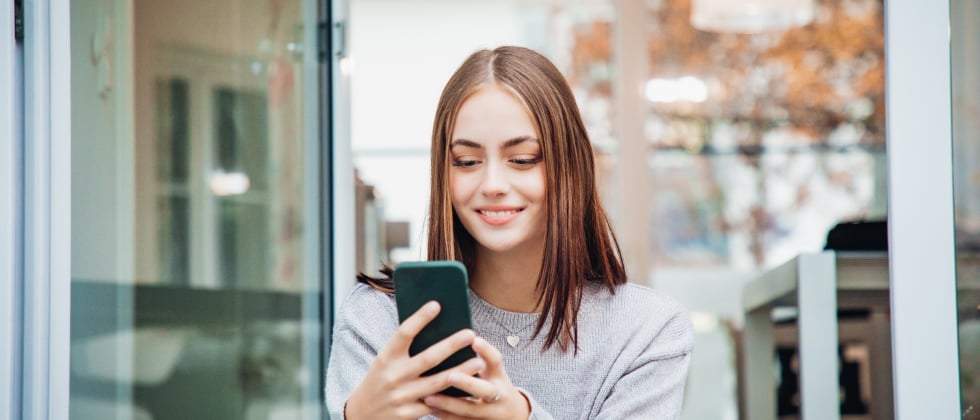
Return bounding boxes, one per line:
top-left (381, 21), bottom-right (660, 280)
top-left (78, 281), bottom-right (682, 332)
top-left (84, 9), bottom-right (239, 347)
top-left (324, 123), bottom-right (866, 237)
top-left (478, 209), bottom-right (524, 217)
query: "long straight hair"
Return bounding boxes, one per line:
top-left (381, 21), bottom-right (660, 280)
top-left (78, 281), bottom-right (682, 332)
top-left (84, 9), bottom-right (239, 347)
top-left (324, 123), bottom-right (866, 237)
top-left (427, 46), bottom-right (626, 352)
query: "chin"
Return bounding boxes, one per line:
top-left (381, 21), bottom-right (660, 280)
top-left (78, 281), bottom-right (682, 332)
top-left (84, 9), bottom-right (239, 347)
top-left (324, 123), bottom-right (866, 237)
top-left (459, 219), bottom-right (546, 254)
top-left (472, 233), bottom-right (544, 255)
top-left (475, 239), bottom-right (525, 253)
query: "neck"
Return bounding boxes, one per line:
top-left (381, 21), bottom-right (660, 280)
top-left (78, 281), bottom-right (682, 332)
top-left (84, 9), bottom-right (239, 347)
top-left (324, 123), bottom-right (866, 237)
top-left (469, 242), bottom-right (544, 313)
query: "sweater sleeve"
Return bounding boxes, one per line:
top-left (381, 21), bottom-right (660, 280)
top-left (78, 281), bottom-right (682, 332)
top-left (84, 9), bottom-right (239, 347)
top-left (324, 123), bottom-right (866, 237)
top-left (324, 284), bottom-right (399, 420)
top-left (515, 387), bottom-right (556, 420)
top-left (325, 327), bottom-right (375, 419)
top-left (595, 306), bottom-right (694, 420)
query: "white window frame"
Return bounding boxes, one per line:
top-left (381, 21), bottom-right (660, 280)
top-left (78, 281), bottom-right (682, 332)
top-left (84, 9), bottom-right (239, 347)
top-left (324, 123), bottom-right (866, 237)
top-left (330, 0), bottom-right (354, 318)
top-left (884, 0), bottom-right (962, 416)
top-left (1, 0), bottom-right (22, 418)
top-left (21, 0), bottom-right (72, 419)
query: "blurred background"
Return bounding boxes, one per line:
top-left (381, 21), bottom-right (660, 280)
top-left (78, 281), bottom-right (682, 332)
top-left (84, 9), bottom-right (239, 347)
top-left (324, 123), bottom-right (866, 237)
top-left (54, 0), bottom-right (979, 419)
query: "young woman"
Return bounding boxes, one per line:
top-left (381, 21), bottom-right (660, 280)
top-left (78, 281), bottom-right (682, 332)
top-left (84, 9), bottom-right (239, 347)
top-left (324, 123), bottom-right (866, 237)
top-left (326, 46), bottom-right (693, 420)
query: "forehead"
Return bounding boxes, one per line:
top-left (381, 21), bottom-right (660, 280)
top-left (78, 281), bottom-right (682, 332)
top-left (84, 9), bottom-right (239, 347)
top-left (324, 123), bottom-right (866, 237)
top-left (451, 84), bottom-right (537, 143)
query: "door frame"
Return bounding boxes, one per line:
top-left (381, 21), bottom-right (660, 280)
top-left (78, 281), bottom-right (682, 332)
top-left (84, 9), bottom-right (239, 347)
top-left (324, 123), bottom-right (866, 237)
top-left (884, 0), bottom-right (962, 416)
top-left (19, 0), bottom-right (73, 419)
top-left (1, 0), bottom-right (24, 418)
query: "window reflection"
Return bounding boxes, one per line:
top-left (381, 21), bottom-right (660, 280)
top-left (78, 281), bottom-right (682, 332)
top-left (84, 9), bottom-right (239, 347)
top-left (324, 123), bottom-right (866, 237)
top-left (154, 79), bottom-right (192, 286)
top-left (71, 0), bottom-right (320, 418)
top-left (951, 0), bottom-right (980, 416)
top-left (212, 87), bottom-right (272, 288)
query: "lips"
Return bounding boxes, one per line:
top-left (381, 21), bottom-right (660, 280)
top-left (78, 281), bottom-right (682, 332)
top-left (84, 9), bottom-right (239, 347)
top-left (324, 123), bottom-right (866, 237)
top-left (475, 207), bottom-right (524, 226)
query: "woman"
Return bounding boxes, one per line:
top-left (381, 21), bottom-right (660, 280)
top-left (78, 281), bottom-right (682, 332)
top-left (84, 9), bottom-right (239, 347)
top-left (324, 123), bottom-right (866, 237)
top-left (326, 46), bottom-right (693, 419)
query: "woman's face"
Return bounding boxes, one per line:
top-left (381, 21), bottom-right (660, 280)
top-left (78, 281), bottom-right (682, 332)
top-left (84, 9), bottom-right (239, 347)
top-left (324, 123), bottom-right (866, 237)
top-left (449, 84), bottom-right (547, 255)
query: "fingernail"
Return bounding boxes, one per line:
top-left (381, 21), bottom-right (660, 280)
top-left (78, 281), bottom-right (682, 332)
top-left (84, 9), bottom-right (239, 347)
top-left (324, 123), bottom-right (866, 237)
top-left (424, 301), bottom-right (439, 314)
top-left (468, 358), bottom-right (485, 370)
top-left (424, 396), bottom-right (440, 406)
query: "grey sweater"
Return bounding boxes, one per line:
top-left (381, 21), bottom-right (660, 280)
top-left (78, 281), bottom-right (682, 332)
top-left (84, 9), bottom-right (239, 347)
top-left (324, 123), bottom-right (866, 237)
top-left (326, 281), bottom-right (694, 419)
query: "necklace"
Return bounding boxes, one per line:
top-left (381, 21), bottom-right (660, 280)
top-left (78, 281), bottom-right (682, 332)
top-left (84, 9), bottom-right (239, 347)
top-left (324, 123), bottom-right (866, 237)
top-left (487, 311), bottom-right (538, 348)
top-left (470, 290), bottom-right (539, 348)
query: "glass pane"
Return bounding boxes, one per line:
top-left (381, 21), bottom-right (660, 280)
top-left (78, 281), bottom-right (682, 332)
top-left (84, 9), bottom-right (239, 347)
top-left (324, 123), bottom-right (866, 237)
top-left (218, 200), bottom-right (271, 288)
top-left (640, 0), bottom-right (887, 271)
top-left (156, 195), bottom-right (190, 285)
top-left (212, 86), bottom-right (270, 190)
top-left (650, 153), bottom-right (731, 267)
top-left (70, 0), bottom-right (322, 418)
top-left (951, 0), bottom-right (980, 417)
top-left (637, 1), bottom-right (886, 418)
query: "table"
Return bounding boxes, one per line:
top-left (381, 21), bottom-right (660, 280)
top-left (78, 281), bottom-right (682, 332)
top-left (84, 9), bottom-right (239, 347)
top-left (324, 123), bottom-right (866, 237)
top-left (741, 251), bottom-right (892, 420)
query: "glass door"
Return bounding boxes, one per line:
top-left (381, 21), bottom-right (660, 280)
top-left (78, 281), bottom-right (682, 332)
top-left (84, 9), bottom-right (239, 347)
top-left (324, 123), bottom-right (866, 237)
top-left (68, 0), bottom-right (325, 419)
top-left (951, 0), bottom-right (980, 417)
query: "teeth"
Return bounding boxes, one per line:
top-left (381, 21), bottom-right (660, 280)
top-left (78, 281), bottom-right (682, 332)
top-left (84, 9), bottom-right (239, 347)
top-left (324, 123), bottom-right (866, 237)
top-left (481, 210), bottom-right (518, 217)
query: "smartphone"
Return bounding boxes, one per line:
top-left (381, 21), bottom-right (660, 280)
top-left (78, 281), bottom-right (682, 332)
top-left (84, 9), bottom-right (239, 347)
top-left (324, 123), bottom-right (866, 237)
top-left (394, 260), bottom-right (477, 397)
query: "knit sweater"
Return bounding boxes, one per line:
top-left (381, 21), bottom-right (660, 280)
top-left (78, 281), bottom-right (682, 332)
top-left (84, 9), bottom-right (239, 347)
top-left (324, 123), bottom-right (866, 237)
top-left (325, 281), bottom-right (694, 419)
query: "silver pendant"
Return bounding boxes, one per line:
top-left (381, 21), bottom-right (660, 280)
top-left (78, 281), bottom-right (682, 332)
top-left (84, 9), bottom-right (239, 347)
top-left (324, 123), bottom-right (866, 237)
top-left (506, 335), bottom-right (520, 347)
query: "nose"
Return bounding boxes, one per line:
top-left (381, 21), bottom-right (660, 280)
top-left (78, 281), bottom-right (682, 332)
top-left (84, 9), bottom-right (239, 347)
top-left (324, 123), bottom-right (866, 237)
top-left (480, 161), bottom-right (510, 197)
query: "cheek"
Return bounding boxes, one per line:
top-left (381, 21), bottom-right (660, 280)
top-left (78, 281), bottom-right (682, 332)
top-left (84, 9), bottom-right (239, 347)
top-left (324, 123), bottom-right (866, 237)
top-left (522, 167), bottom-right (547, 202)
top-left (449, 171), bottom-right (475, 205)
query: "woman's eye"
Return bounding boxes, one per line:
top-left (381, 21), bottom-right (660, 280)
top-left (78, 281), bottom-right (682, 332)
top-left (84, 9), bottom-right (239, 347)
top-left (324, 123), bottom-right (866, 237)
top-left (510, 157), bottom-right (542, 167)
top-left (452, 159), bottom-right (480, 167)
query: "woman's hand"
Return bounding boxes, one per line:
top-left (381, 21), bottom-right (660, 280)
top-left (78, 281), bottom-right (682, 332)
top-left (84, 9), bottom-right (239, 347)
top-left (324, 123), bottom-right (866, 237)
top-left (422, 336), bottom-right (532, 420)
top-left (345, 301), bottom-right (486, 420)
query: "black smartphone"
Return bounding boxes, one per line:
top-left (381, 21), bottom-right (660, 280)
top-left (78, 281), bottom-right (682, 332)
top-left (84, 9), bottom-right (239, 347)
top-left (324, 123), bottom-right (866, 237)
top-left (394, 260), bottom-right (477, 397)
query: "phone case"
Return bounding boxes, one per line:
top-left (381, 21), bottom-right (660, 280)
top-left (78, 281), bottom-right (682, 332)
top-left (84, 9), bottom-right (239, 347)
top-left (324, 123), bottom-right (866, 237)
top-left (394, 260), bottom-right (477, 397)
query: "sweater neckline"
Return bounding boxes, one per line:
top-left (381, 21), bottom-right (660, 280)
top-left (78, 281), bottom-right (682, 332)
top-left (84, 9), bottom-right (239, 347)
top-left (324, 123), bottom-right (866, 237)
top-left (468, 288), bottom-right (541, 336)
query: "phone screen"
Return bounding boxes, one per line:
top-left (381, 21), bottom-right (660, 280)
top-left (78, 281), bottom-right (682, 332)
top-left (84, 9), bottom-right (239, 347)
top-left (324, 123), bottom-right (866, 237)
top-left (394, 261), bottom-right (477, 397)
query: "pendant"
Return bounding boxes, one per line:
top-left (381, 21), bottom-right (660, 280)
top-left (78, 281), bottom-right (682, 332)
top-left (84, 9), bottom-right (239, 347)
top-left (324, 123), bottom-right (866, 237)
top-left (506, 335), bottom-right (520, 347)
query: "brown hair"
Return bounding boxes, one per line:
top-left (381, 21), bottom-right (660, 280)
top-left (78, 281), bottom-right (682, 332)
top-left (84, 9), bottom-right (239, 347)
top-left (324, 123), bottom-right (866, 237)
top-left (361, 46), bottom-right (626, 352)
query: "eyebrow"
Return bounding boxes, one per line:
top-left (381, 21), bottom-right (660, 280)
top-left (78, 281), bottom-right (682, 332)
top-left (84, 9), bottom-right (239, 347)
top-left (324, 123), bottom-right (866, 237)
top-left (450, 136), bottom-right (539, 149)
